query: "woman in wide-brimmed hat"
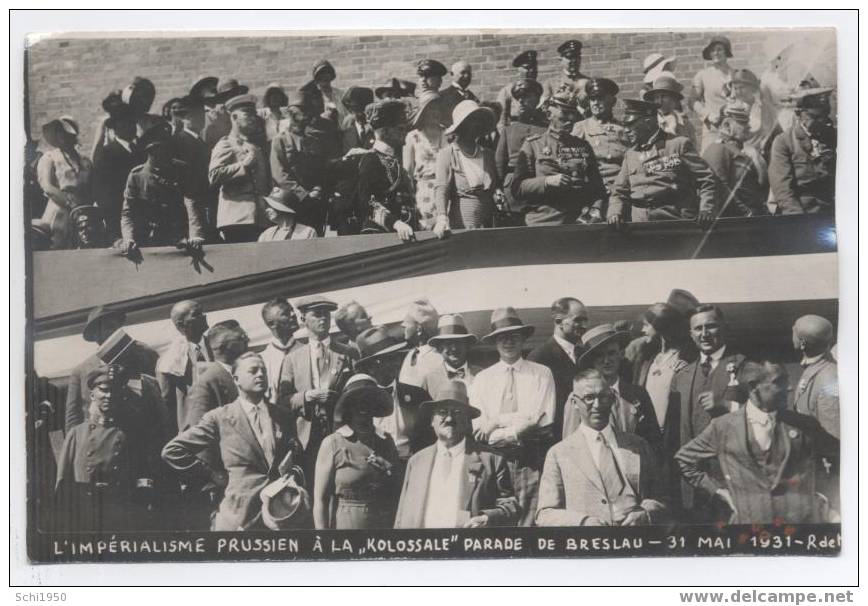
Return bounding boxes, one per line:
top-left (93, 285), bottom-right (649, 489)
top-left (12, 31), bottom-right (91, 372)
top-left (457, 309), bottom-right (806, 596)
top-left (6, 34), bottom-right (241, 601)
top-left (403, 91), bottom-right (447, 230)
top-left (643, 74), bottom-right (697, 146)
top-left (37, 115), bottom-right (93, 249)
top-left (313, 373), bottom-right (400, 530)
top-left (690, 35), bottom-right (735, 152)
top-left (258, 82), bottom-right (289, 142)
top-left (433, 100), bottom-right (498, 237)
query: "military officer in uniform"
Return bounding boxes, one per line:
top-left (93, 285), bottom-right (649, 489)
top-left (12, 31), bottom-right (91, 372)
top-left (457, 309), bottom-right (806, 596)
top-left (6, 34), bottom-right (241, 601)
top-left (541, 40), bottom-right (590, 116)
top-left (495, 79), bottom-right (547, 205)
top-left (55, 363), bottom-right (165, 532)
top-left (607, 99), bottom-right (718, 227)
top-left (416, 59), bottom-right (448, 96)
top-left (511, 90), bottom-right (607, 225)
top-left (495, 50), bottom-right (538, 129)
top-left (769, 87), bottom-right (836, 215)
top-left (572, 77), bottom-right (630, 194)
top-left (120, 122), bottom-right (206, 254)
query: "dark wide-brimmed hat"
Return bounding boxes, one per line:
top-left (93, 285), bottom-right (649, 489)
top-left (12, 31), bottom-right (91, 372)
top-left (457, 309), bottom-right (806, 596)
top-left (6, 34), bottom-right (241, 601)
top-left (121, 77), bottom-right (156, 108)
top-left (263, 187), bottom-right (300, 215)
top-left (213, 79), bottom-right (249, 104)
top-left (95, 328), bottom-right (136, 365)
top-left (138, 122), bottom-right (173, 150)
top-left (260, 474), bottom-right (312, 530)
top-left (481, 307), bottom-right (534, 343)
top-left (428, 314), bottom-right (478, 347)
top-left (420, 380), bottom-right (481, 419)
top-left (83, 305), bottom-right (126, 343)
top-left (511, 78), bottom-right (543, 99)
top-left (667, 288), bottom-right (700, 316)
top-left (409, 91), bottom-right (444, 129)
top-left (189, 76), bottom-right (219, 102)
top-left (355, 326), bottom-right (410, 368)
top-left (285, 89), bottom-right (313, 111)
top-left (333, 373), bottom-right (394, 425)
top-left (702, 36), bottom-right (733, 60)
top-left (577, 323), bottom-right (631, 369)
top-left (41, 116), bottom-right (79, 148)
top-left (341, 86), bottom-right (375, 112)
top-left (102, 91), bottom-right (132, 120)
top-left (642, 75), bottom-right (684, 101)
top-left (585, 77), bottom-right (619, 99)
top-left (295, 295), bottom-right (338, 314)
top-left (444, 99), bottom-right (495, 135)
top-left (416, 59), bottom-right (447, 78)
top-left (512, 49), bottom-right (538, 69)
top-left (375, 78), bottom-right (403, 99)
top-left (366, 99), bottom-right (407, 130)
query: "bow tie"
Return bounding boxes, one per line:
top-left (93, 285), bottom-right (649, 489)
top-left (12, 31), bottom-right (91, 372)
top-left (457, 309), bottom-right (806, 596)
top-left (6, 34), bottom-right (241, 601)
top-left (446, 368), bottom-right (466, 380)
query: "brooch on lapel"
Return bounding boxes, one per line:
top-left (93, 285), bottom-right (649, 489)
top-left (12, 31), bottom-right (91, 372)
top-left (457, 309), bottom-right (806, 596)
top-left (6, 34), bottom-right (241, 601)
top-left (788, 429), bottom-right (799, 439)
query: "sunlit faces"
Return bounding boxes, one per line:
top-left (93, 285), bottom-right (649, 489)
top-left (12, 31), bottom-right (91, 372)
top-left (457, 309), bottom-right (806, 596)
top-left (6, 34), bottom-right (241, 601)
top-left (303, 307), bottom-right (331, 340)
top-left (690, 309), bottom-right (725, 355)
top-left (569, 375), bottom-right (615, 431)
top-left (234, 355), bottom-right (268, 396)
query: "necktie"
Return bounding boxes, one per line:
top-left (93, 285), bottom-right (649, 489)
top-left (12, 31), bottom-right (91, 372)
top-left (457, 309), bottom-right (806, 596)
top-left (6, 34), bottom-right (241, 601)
top-left (192, 344), bottom-right (205, 362)
top-left (316, 341), bottom-right (328, 378)
top-left (700, 356), bottom-right (712, 377)
top-left (597, 433), bottom-right (625, 498)
top-left (610, 389), bottom-right (624, 432)
top-left (410, 348), bottom-right (420, 367)
top-left (446, 367), bottom-right (466, 380)
top-left (252, 404), bottom-right (275, 464)
top-left (438, 449), bottom-right (453, 483)
top-left (500, 366), bottom-right (518, 414)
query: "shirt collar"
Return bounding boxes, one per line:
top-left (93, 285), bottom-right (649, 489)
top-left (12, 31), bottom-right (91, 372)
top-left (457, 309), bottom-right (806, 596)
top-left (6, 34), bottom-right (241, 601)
top-left (552, 333), bottom-right (578, 358)
top-left (611, 378), bottom-right (621, 397)
top-left (746, 398), bottom-right (776, 424)
top-left (269, 337), bottom-right (296, 352)
top-left (373, 140), bottom-right (396, 156)
top-left (578, 420), bottom-right (617, 447)
top-left (702, 345), bottom-right (726, 363)
top-left (801, 352), bottom-right (826, 367)
top-left (498, 358), bottom-right (526, 372)
top-left (436, 437), bottom-right (466, 458)
top-left (311, 336), bottom-right (331, 349)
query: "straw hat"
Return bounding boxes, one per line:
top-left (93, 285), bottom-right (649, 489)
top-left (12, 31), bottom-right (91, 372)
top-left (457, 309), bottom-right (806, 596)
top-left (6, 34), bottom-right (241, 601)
top-left (481, 307), bottom-right (534, 343)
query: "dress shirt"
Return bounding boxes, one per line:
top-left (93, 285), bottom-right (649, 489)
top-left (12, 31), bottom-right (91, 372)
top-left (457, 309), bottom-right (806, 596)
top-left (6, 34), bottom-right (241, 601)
top-left (238, 395), bottom-right (276, 463)
top-left (399, 344), bottom-right (444, 387)
top-left (470, 358), bottom-right (556, 441)
top-left (801, 353), bottom-right (825, 367)
top-left (308, 337), bottom-right (332, 389)
top-left (261, 338), bottom-right (297, 400)
top-left (422, 438), bottom-right (467, 528)
top-left (699, 345), bottom-right (726, 373)
top-left (444, 362), bottom-right (473, 386)
top-left (553, 333), bottom-right (579, 364)
top-left (578, 422), bottom-right (627, 474)
top-left (746, 398), bottom-right (777, 452)
top-left (374, 381), bottom-right (411, 458)
top-left (157, 335), bottom-right (206, 377)
top-left (645, 348), bottom-right (680, 429)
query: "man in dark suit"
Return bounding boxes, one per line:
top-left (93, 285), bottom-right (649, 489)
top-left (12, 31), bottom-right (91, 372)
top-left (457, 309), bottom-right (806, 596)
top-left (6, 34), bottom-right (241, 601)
top-left (156, 299), bottom-right (211, 435)
top-left (421, 314), bottom-right (482, 397)
top-left (676, 361), bottom-right (839, 524)
top-left (528, 297), bottom-right (588, 442)
top-left (277, 295), bottom-right (354, 483)
top-left (184, 320), bottom-right (248, 429)
top-left (172, 96), bottom-right (217, 239)
top-left (65, 306), bottom-right (158, 432)
top-left (395, 381), bottom-right (519, 528)
top-left (537, 369), bottom-right (667, 526)
top-left (439, 61), bottom-right (480, 121)
top-left (669, 304), bottom-right (747, 520)
top-left (163, 352), bottom-right (304, 531)
top-left (354, 325), bottom-right (430, 468)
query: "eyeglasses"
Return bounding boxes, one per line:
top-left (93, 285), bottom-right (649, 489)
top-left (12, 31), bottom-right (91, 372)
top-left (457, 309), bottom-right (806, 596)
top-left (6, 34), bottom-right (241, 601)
top-left (569, 392), bottom-right (615, 408)
top-left (433, 408), bottom-right (466, 419)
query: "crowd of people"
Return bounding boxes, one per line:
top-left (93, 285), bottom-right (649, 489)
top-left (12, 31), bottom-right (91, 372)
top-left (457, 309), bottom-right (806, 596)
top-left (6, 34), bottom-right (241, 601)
top-left (28, 35), bottom-right (837, 251)
top-left (50, 288), bottom-right (840, 532)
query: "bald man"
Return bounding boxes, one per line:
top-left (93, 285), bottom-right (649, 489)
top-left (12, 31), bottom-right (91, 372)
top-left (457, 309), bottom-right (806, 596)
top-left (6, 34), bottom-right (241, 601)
top-left (792, 315), bottom-right (839, 439)
top-left (156, 300), bottom-right (212, 434)
top-left (440, 61), bottom-right (480, 120)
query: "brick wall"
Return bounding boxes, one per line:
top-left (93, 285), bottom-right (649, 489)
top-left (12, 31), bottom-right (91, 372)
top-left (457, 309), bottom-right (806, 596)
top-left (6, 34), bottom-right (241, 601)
top-left (26, 28), bottom-right (835, 151)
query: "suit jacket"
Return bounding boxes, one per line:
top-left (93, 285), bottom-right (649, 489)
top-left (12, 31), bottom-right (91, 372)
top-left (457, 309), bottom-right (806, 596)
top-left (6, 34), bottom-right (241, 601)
top-left (562, 381), bottom-right (663, 458)
top-left (276, 340), bottom-right (354, 450)
top-left (439, 85), bottom-right (480, 119)
top-left (769, 121), bottom-right (836, 215)
top-left (536, 426), bottom-right (667, 526)
top-left (528, 337), bottom-right (579, 443)
top-left (419, 362), bottom-right (481, 399)
top-left (792, 354), bottom-right (839, 439)
top-left (64, 342), bottom-right (159, 433)
top-left (394, 439), bottom-right (520, 528)
top-left (675, 407), bottom-right (839, 524)
top-left (156, 340), bottom-right (214, 434)
top-left (668, 348), bottom-right (746, 511)
top-left (162, 398), bottom-right (302, 531)
top-left (340, 115), bottom-right (375, 154)
top-left (184, 362), bottom-right (239, 430)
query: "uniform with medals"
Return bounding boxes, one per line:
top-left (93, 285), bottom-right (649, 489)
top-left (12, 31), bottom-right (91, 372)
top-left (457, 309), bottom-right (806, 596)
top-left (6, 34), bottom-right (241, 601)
top-left (495, 78), bottom-right (548, 204)
top-left (495, 50), bottom-right (539, 130)
top-left (541, 39), bottom-right (591, 117)
top-left (572, 78), bottom-right (629, 193)
top-left (608, 99), bottom-right (718, 223)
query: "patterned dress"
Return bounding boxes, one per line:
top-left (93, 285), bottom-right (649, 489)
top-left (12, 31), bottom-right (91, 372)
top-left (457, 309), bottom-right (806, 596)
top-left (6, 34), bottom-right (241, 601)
top-left (404, 129), bottom-right (445, 230)
top-left (36, 147), bottom-right (93, 249)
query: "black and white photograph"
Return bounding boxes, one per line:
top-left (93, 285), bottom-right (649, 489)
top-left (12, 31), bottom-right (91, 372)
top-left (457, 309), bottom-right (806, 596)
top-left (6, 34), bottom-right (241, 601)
top-left (9, 8), bottom-right (859, 591)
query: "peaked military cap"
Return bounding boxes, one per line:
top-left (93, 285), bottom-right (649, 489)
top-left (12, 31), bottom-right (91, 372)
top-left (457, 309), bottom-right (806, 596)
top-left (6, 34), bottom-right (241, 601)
top-left (622, 98), bottom-right (659, 121)
top-left (557, 39), bottom-right (582, 58)
top-left (139, 121), bottom-right (173, 150)
top-left (416, 59), bottom-right (447, 78)
top-left (546, 89), bottom-right (580, 110)
top-left (512, 50), bottom-right (538, 69)
top-left (511, 78), bottom-right (544, 99)
top-left (224, 93), bottom-right (258, 113)
top-left (585, 77), bottom-right (619, 98)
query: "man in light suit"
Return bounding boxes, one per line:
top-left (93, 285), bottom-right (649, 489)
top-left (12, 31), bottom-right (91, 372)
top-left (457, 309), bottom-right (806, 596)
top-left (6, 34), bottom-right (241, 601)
top-left (395, 381), bottom-right (519, 528)
top-left (676, 361), bottom-right (839, 524)
top-left (184, 320), bottom-right (248, 429)
top-left (537, 369), bottom-right (667, 526)
top-left (669, 304), bottom-right (747, 520)
top-left (421, 314), bottom-right (482, 396)
top-left (528, 297), bottom-right (589, 443)
top-left (277, 295), bottom-right (354, 484)
top-left (156, 299), bottom-right (212, 435)
top-left (562, 324), bottom-right (662, 455)
top-left (163, 353), bottom-right (304, 531)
